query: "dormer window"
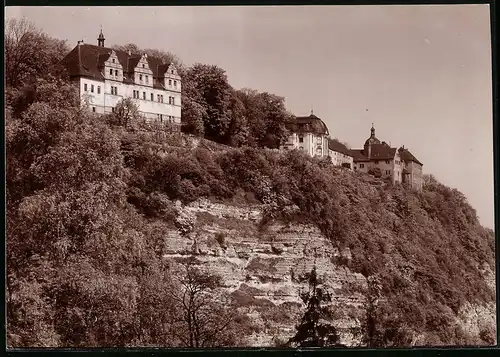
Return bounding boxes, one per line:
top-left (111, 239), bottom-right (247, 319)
top-left (171, 70), bottom-right (174, 74)
top-left (142, 64), bottom-right (145, 68)
top-left (115, 70), bottom-right (118, 76)
top-left (109, 69), bottom-right (113, 75)
top-left (112, 58), bottom-right (115, 63)
top-left (139, 74), bottom-right (143, 81)
top-left (168, 79), bottom-right (172, 86)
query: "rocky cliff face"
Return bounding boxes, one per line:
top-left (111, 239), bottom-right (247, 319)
top-left (160, 198), bottom-right (495, 347)
top-left (162, 198), bottom-right (366, 346)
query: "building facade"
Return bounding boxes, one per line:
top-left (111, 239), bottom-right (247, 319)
top-left (328, 138), bottom-right (354, 169)
top-left (282, 112), bottom-right (329, 157)
top-left (350, 125), bottom-right (423, 189)
top-left (61, 30), bottom-right (181, 127)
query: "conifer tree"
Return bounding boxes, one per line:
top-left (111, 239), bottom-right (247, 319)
top-left (289, 266), bottom-right (342, 347)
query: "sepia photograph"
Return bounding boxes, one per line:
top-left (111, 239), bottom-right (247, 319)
top-left (5, 4), bottom-right (496, 349)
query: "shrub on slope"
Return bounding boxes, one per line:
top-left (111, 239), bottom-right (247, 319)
top-left (123, 139), bottom-right (495, 345)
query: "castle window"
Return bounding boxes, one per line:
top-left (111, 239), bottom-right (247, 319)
top-left (91, 84), bottom-right (94, 93)
top-left (159, 114), bottom-right (163, 122)
top-left (386, 170), bottom-right (391, 175)
top-left (143, 92), bottom-right (146, 100)
top-left (97, 86), bottom-right (101, 94)
top-left (174, 80), bottom-right (177, 88)
top-left (360, 164), bottom-right (364, 168)
top-left (112, 58), bottom-right (115, 63)
top-left (385, 160), bottom-right (390, 164)
top-left (146, 75), bottom-right (149, 83)
top-left (151, 93), bottom-right (154, 101)
top-left (171, 70), bottom-right (174, 74)
top-left (142, 64), bottom-right (145, 68)
top-left (92, 107), bottom-right (96, 112)
top-left (161, 95), bottom-right (164, 103)
top-left (171, 97), bottom-right (175, 105)
top-left (157, 94), bottom-right (160, 102)
top-left (299, 136), bottom-right (304, 143)
top-left (115, 70), bottom-right (118, 76)
top-left (84, 83), bottom-right (88, 91)
top-left (112, 107), bottom-right (115, 113)
top-left (139, 74), bottom-right (143, 81)
top-left (169, 79), bottom-right (172, 86)
top-left (109, 69), bottom-right (113, 76)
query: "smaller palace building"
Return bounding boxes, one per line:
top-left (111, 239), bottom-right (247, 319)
top-left (282, 111), bottom-right (330, 157)
top-left (350, 125), bottom-right (423, 190)
top-left (282, 114), bottom-right (423, 190)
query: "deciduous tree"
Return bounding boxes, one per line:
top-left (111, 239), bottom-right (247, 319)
top-left (168, 259), bottom-right (237, 347)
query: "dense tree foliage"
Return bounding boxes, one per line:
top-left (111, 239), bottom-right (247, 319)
top-left (5, 18), bottom-right (70, 88)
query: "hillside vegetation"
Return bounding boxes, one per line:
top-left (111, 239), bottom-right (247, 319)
top-left (5, 18), bottom-right (496, 348)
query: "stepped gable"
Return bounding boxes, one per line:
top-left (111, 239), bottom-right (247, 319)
top-left (61, 43), bottom-right (172, 89)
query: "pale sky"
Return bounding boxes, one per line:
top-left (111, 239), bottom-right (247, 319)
top-left (5, 5), bottom-right (495, 229)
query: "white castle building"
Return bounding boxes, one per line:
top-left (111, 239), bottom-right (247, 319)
top-left (61, 30), bottom-right (181, 128)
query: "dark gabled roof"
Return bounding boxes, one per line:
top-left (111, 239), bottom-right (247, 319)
top-left (398, 147), bottom-right (423, 166)
top-left (349, 149), bottom-right (370, 162)
top-left (350, 143), bottom-right (397, 162)
top-left (60, 43), bottom-right (174, 88)
top-left (369, 143), bottom-right (397, 160)
top-left (287, 113), bottom-right (329, 135)
top-left (328, 138), bottom-right (352, 157)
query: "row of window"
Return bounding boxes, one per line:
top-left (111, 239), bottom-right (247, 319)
top-left (167, 79), bottom-right (178, 88)
top-left (83, 83), bottom-right (177, 104)
top-left (372, 160), bottom-right (392, 165)
top-left (132, 91), bottom-right (176, 105)
top-left (110, 69), bottom-right (120, 77)
top-left (157, 114), bottom-right (176, 122)
top-left (84, 83), bottom-right (101, 94)
top-left (109, 67), bottom-right (178, 89)
top-left (94, 107), bottom-right (177, 123)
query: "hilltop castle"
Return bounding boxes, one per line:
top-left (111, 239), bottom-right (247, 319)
top-left (61, 31), bottom-right (422, 190)
top-left (283, 113), bottom-right (423, 190)
top-left (60, 29), bottom-right (181, 129)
